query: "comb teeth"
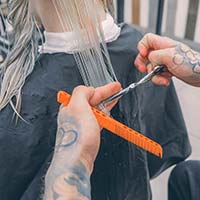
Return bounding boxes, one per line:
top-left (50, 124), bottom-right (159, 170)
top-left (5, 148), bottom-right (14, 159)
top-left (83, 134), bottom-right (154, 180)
top-left (57, 91), bottom-right (163, 158)
top-left (92, 108), bottom-right (163, 158)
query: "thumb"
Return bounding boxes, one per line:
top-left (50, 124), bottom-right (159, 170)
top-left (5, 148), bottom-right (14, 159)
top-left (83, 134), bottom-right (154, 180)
top-left (69, 86), bottom-right (95, 111)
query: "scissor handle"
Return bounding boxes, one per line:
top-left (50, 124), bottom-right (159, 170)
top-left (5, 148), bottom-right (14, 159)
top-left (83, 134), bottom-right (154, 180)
top-left (153, 65), bottom-right (166, 74)
top-left (138, 65), bottom-right (165, 84)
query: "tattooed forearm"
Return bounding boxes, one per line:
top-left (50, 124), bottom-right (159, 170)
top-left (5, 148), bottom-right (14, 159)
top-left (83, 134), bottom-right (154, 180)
top-left (45, 161), bottom-right (91, 200)
top-left (173, 44), bottom-right (200, 75)
top-left (44, 117), bottom-right (91, 200)
top-left (64, 162), bottom-right (91, 199)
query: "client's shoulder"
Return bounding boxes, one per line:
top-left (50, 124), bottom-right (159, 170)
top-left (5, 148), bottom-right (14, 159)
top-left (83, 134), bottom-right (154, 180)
top-left (120, 23), bottom-right (143, 38)
top-left (119, 23), bottom-right (143, 44)
top-left (108, 23), bottom-right (143, 54)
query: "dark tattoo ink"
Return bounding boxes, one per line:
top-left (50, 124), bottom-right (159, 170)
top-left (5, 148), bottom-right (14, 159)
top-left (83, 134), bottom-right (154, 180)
top-left (173, 54), bottom-right (184, 65)
top-left (65, 162), bottom-right (91, 199)
top-left (57, 127), bottom-right (78, 148)
top-left (55, 119), bottom-right (79, 152)
top-left (193, 64), bottom-right (200, 74)
top-left (53, 190), bottom-right (60, 200)
top-left (48, 162), bottom-right (91, 200)
top-left (173, 44), bottom-right (200, 75)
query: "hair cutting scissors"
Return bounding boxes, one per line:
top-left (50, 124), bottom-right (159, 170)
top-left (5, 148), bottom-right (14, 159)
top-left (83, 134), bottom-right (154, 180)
top-left (101, 65), bottom-right (165, 105)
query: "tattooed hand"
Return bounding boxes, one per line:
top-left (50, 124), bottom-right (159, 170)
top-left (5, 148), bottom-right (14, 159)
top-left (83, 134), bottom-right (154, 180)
top-left (134, 33), bottom-right (200, 87)
top-left (44, 82), bottom-right (121, 200)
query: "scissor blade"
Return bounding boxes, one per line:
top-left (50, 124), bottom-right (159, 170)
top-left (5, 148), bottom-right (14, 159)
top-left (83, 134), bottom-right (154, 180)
top-left (101, 65), bottom-right (165, 105)
top-left (102, 83), bottom-right (137, 104)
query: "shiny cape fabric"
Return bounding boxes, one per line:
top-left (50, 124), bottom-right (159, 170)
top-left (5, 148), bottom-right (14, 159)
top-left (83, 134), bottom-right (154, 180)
top-left (0, 24), bottom-right (191, 200)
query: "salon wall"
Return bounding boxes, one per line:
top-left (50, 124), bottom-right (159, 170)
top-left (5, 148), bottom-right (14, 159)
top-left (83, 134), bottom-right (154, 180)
top-left (121, 0), bottom-right (200, 200)
top-left (121, 0), bottom-right (200, 44)
top-left (151, 77), bottom-right (200, 200)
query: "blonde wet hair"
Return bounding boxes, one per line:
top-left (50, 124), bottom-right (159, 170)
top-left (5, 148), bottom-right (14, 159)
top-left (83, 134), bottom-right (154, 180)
top-left (0, 0), bottom-right (39, 116)
top-left (103, 0), bottom-right (115, 15)
top-left (0, 0), bottom-right (116, 116)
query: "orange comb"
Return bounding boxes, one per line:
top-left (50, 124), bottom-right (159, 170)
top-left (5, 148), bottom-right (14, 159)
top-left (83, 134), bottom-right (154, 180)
top-left (57, 91), bottom-right (163, 158)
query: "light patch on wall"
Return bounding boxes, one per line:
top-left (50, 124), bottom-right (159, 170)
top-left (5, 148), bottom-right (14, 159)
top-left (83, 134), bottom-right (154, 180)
top-left (124, 0), bottom-right (132, 24)
top-left (140, 0), bottom-right (149, 28)
top-left (174, 0), bottom-right (189, 39)
top-left (161, 0), bottom-right (168, 34)
top-left (194, 2), bottom-right (200, 43)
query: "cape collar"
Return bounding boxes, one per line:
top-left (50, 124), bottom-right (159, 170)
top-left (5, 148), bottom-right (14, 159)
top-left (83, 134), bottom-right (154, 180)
top-left (40, 14), bottom-right (121, 54)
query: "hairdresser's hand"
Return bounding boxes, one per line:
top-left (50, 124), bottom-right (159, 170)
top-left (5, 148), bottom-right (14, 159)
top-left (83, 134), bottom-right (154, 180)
top-left (44, 82), bottom-right (121, 200)
top-left (134, 33), bottom-right (200, 87)
top-left (56, 82), bottom-right (121, 171)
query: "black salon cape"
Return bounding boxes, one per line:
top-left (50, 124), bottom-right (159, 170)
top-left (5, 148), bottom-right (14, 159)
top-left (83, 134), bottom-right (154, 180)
top-left (0, 24), bottom-right (191, 200)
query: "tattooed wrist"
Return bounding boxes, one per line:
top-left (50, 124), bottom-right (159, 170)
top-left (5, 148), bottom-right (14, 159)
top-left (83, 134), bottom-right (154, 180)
top-left (44, 161), bottom-right (91, 200)
top-left (55, 116), bottom-right (81, 151)
top-left (173, 44), bottom-right (200, 75)
top-left (44, 116), bottom-right (92, 200)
